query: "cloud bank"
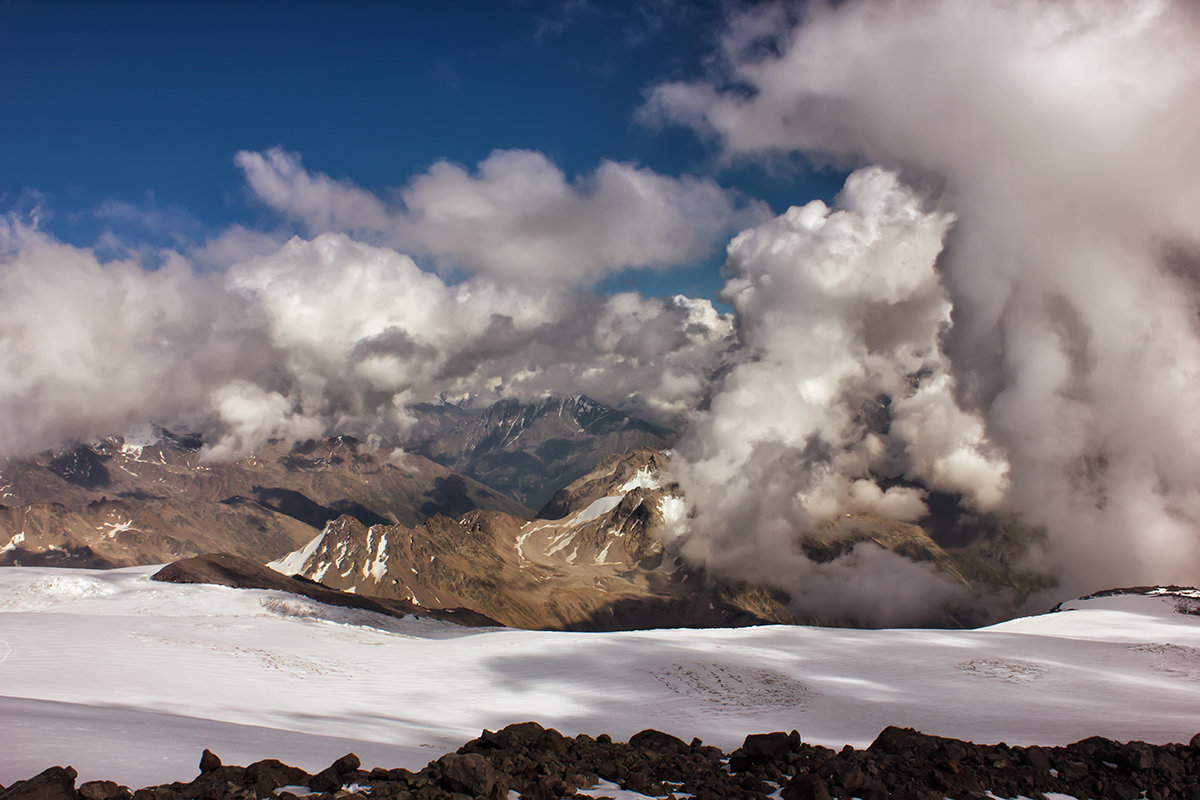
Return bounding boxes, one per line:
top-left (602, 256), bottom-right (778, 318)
top-left (0, 217), bottom-right (734, 461)
top-left (235, 147), bottom-right (766, 284)
top-left (650, 0), bottom-right (1200, 603)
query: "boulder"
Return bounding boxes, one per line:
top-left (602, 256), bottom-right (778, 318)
top-left (78, 782), bottom-right (131, 800)
top-left (437, 753), bottom-right (503, 798)
top-left (628, 729), bottom-right (688, 755)
top-left (0, 766), bottom-right (79, 800)
top-left (198, 750), bottom-right (221, 775)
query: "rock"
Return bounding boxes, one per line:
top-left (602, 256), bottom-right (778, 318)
top-left (1022, 746), bottom-right (1051, 772)
top-left (1189, 732), bottom-right (1200, 750)
top-left (782, 774), bottom-right (832, 800)
top-left (244, 759), bottom-right (309, 794)
top-left (0, 766), bottom-right (79, 800)
top-left (198, 750), bottom-right (221, 775)
top-left (731, 731), bottom-right (794, 769)
top-left (78, 782), bottom-right (131, 800)
top-left (867, 726), bottom-right (928, 754)
top-left (305, 768), bottom-right (341, 794)
top-left (330, 753), bottom-right (361, 775)
top-left (437, 753), bottom-right (502, 798)
top-left (628, 729), bottom-right (688, 755)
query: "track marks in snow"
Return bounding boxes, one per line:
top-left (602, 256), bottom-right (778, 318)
top-left (1129, 643), bottom-right (1200, 681)
top-left (649, 662), bottom-right (814, 713)
top-left (955, 658), bottom-right (1047, 684)
top-left (0, 576), bottom-right (116, 611)
top-left (129, 632), bottom-right (347, 679)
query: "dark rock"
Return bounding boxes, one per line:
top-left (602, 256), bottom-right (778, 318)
top-left (782, 774), bottom-right (832, 800)
top-left (737, 732), bottom-right (793, 763)
top-left (628, 729), bottom-right (688, 755)
top-left (436, 753), bottom-right (503, 798)
top-left (244, 760), bottom-right (310, 795)
top-left (329, 753), bottom-right (360, 775)
top-left (867, 726), bottom-right (938, 755)
top-left (0, 766), bottom-right (79, 800)
top-left (1190, 732), bottom-right (1200, 750)
top-left (198, 750), bottom-right (221, 775)
top-left (78, 782), bottom-right (131, 800)
top-left (305, 768), bottom-right (341, 794)
top-left (1023, 746), bottom-right (1051, 772)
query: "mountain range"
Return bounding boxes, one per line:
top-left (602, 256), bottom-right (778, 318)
top-left (0, 395), bottom-right (1048, 628)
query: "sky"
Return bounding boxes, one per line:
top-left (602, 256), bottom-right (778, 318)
top-left (3, 0), bottom-right (1200, 622)
top-left (0, 0), bottom-right (845, 299)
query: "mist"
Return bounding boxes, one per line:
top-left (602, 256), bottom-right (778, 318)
top-left (648, 0), bottom-right (1200, 609)
top-left (0, 216), bottom-right (735, 461)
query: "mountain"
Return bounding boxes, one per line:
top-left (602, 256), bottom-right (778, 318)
top-left (0, 432), bottom-right (529, 568)
top-left (3, 562), bottom-right (1198, 788)
top-left (270, 447), bottom-right (797, 630)
top-left (402, 395), bottom-right (676, 509)
top-left (269, 443), bottom-right (1054, 629)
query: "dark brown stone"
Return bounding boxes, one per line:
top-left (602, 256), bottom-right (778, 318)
top-left (436, 754), bottom-right (503, 799)
top-left (197, 750), bottom-right (221, 775)
top-left (78, 782), bottom-right (130, 800)
top-left (782, 774), bottom-right (832, 800)
top-left (0, 767), bottom-right (79, 800)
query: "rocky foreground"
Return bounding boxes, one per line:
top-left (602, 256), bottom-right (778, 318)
top-left (5, 723), bottom-right (1200, 800)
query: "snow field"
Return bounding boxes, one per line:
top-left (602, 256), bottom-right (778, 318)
top-left (1, 566), bottom-right (1198, 789)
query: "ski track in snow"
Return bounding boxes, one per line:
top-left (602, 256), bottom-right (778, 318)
top-left (1, 566), bottom-right (1199, 788)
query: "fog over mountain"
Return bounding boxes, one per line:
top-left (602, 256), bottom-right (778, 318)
top-left (2, 0), bottom-right (1197, 622)
top-left (648, 0), bottom-right (1200, 608)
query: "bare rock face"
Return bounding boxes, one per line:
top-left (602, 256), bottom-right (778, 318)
top-left (151, 553), bottom-right (499, 628)
top-left (0, 766), bottom-right (79, 800)
top-left (270, 447), bottom-right (798, 630)
top-left (0, 432), bottom-right (527, 568)
top-left (403, 395), bottom-right (676, 509)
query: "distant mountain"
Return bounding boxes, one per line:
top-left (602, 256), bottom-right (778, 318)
top-left (402, 395), bottom-right (676, 509)
top-left (269, 441), bottom-right (1054, 629)
top-left (0, 432), bottom-right (529, 568)
top-left (270, 447), bottom-right (798, 631)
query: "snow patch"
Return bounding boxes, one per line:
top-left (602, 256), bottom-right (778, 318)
top-left (99, 519), bottom-right (136, 539)
top-left (269, 532), bottom-right (326, 576)
top-left (619, 467), bottom-right (661, 494)
top-left (574, 495), bottom-right (624, 523)
top-left (367, 531), bottom-right (390, 583)
top-left (1, 532), bottom-right (27, 554)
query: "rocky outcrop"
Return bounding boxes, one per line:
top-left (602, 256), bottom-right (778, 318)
top-left (7, 722), bottom-right (1200, 800)
top-left (151, 553), bottom-right (500, 628)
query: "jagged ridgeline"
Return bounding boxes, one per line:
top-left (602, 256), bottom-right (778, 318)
top-left (402, 394), bottom-right (676, 509)
top-left (1, 395), bottom-right (1049, 628)
top-left (0, 397), bottom-right (669, 569)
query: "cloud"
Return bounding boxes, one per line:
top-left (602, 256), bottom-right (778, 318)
top-left (235, 147), bottom-right (766, 285)
top-left (0, 217), bottom-right (734, 460)
top-left (649, 0), bottom-right (1200, 599)
top-left (666, 167), bottom-right (1005, 624)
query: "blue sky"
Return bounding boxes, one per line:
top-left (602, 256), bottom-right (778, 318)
top-left (1, 0), bottom-right (845, 301)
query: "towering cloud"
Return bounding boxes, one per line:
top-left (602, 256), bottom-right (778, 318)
top-left (649, 0), bottom-right (1200, 600)
top-left (235, 147), bottom-right (766, 284)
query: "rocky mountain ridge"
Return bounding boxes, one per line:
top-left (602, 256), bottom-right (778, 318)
top-left (268, 444), bottom-right (1039, 630)
top-left (268, 447), bottom-right (795, 630)
top-left (0, 431), bottom-right (526, 569)
top-left (402, 395), bottom-right (676, 509)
